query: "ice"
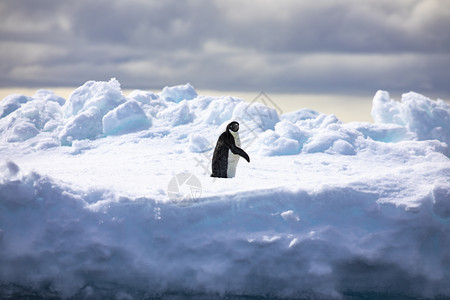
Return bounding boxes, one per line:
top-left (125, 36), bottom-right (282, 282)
top-left (327, 139), bottom-right (356, 155)
top-left (59, 106), bottom-right (103, 145)
top-left (127, 89), bottom-right (165, 118)
top-left (7, 121), bottom-right (40, 142)
top-left (127, 89), bottom-right (159, 104)
top-left (159, 83), bottom-right (198, 103)
top-left (281, 108), bottom-right (319, 123)
top-left (275, 120), bottom-right (309, 144)
top-left (347, 122), bottom-right (417, 143)
top-left (66, 78), bottom-right (125, 115)
top-left (1, 79), bottom-right (449, 299)
top-left (1, 162), bottom-right (449, 298)
top-left (232, 101), bottom-right (280, 132)
top-left (102, 100), bottom-right (151, 136)
top-left (301, 123), bottom-right (360, 155)
top-left (202, 96), bottom-right (242, 125)
top-left (371, 90), bottom-right (403, 125)
top-left (158, 100), bottom-right (195, 126)
top-left (258, 130), bottom-right (300, 156)
top-left (372, 90), bottom-right (450, 147)
top-left (0, 94), bottom-right (31, 118)
top-left (32, 89), bottom-right (66, 106)
top-left (0, 92), bottom-right (64, 144)
top-left (59, 79), bottom-right (152, 143)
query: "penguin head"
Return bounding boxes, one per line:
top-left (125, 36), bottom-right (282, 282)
top-left (227, 121), bottom-right (240, 132)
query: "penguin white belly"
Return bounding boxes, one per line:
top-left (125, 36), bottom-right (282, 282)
top-left (227, 131), bottom-right (241, 178)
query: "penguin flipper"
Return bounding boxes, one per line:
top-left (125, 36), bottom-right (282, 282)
top-left (229, 145), bottom-right (250, 163)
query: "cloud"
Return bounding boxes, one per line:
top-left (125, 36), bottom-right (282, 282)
top-left (0, 0), bottom-right (449, 98)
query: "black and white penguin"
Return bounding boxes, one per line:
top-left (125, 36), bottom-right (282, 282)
top-left (211, 121), bottom-right (250, 178)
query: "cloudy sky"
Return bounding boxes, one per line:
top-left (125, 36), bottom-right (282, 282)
top-left (1, 0), bottom-right (449, 99)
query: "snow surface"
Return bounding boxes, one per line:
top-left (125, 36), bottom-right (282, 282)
top-left (1, 79), bottom-right (450, 299)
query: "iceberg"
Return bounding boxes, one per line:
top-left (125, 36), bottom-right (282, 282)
top-left (1, 80), bottom-right (449, 299)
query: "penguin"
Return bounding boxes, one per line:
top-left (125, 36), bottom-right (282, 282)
top-left (211, 121), bottom-right (250, 178)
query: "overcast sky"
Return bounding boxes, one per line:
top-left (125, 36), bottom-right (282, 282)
top-left (1, 0), bottom-right (449, 99)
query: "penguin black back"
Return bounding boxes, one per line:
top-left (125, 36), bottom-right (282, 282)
top-left (211, 121), bottom-right (250, 178)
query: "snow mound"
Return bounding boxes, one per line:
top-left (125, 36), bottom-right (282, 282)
top-left (372, 90), bottom-right (450, 147)
top-left (0, 91), bottom-right (63, 143)
top-left (275, 120), bottom-right (309, 144)
top-left (64, 78), bottom-right (125, 117)
top-left (202, 96), bottom-right (242, 125)
top-left (0, 94), bottom-right (31, 118)
top-left (2, 80), bottom-right (448, 157)
top-left (7, 121), bottom-right (40, 142)
top-left (159, 83), bottom-right (198, 103)
top-left (59, 106), bottom-right (103, 145)
top-left (59, 78), bottom-right (129, 145)
top-left (33, 89), bottom-right (66, 106)
top-left (347, 122), bottom-right (417, 143)
top-left (158, 100), bottom-right (195, 126)
top-left (302, 124), bottom-right (360, 155)
top-left (128, 89), bottom-right (159, 104)
top-left (102, 100), bottom-right (151, 136)
top-left (258, 130), bottom-right (300, 156)
top-left (233, 101), bottom-right (280, 132)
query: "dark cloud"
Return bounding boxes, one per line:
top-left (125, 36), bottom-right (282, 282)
top-left (0, 0), bottom-right (449, 99)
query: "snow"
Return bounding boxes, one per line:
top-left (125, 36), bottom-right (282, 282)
top-left (0, 94), bottom-right (31, 118)
top-left (1, 79), bottom-right (450, 299)
top-left (102, 100), bottom-right (151, 136)
top-left (372, 90), bottom-right (450, 148)
top-left (158, 100), bottom-right (195, 126)
top-left (64, 78), bottom-right (125, 117)
top-left (160, 83), bottom-right (198, 103)
top-left (280, 210), bottom-right (301, 222)
top-left (258, 130), bottom-right (300, 156)
top-left (189, 134), bottom-right (212, 153)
